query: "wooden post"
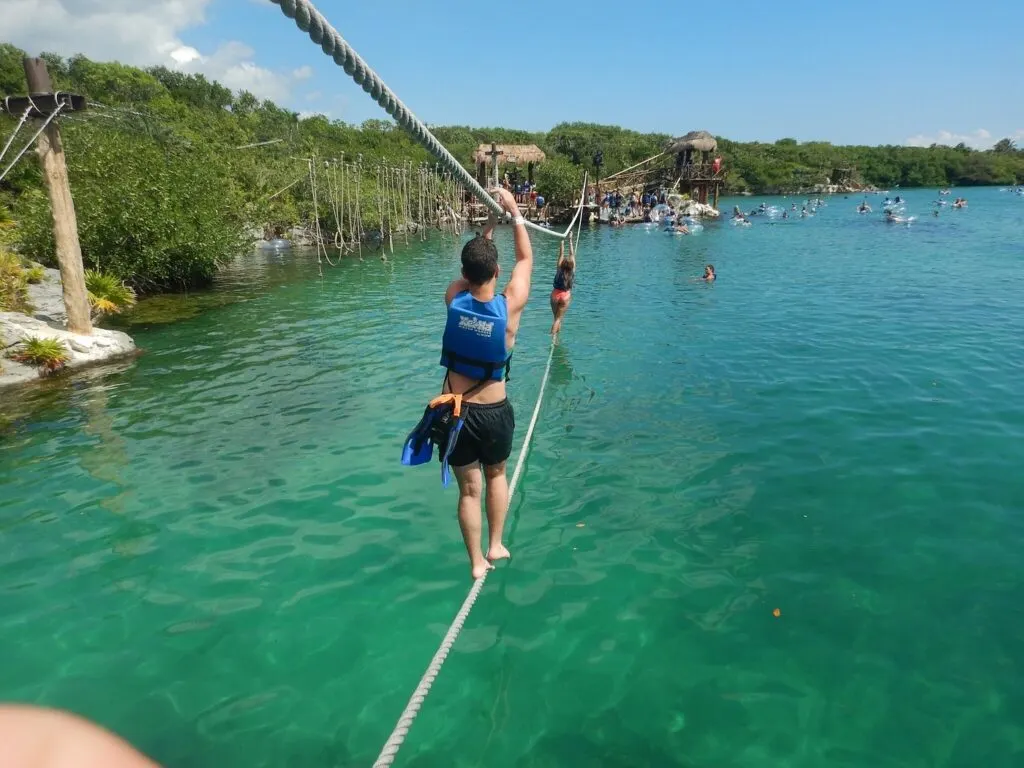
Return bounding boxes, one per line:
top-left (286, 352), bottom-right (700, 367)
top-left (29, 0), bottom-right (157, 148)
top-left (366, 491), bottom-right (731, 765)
top-left (23, 57), bottom-right (92, 335)
top-left (487, 142), bottom-right (504, 189)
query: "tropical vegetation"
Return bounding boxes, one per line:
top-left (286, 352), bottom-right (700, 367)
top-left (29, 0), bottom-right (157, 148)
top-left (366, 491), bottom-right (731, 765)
top-left (85, 269), bottom-right (136, 317)
top-left (7, 335), bottom-right (69, 375)
top-left (1, 43), bottom-right (1022, 294)
top-left (0, 248), bottom-right (32, 313)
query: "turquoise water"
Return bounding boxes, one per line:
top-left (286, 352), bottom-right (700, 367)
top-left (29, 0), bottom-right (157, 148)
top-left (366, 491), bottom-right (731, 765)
top-left (3, 187), bottom-right (1024, 767)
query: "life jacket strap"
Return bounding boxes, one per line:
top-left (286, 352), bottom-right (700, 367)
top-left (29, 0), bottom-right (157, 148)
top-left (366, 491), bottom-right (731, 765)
top-left (441, 349), bottom-right (512, 383)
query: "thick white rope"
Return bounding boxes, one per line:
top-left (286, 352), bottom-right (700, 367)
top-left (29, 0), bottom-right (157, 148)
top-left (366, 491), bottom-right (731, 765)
top-left (270, 0), bottom-right (580, 240)
top-left (372, 336), bottom-right (557, 768)
top-left (0, 103), bottom-right (65, 183)
top-left (0, 107), bottom-right (32, 165)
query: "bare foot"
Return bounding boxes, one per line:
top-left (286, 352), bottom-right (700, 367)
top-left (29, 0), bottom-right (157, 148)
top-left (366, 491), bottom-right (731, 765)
top-left (471, 560), bottom-right (495, 579)
top-left (487, 544), bottom-right (511, 563)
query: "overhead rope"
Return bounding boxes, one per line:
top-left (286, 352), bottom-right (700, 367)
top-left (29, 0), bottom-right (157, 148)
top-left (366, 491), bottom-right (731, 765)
top-left (372, 336), bottom-right (558, 768)
top-left (0, 106), bottom-right (32, 165)
top-left (270, 0), bottom-right (581, 240)
top-left (0, 103), bottom-right (65, 184)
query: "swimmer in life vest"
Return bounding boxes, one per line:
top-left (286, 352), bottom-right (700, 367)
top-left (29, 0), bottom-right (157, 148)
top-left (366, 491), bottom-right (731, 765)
top-left (436, 187), bottom-right (533, 579)
top-left (550, 240), bottom-right (576, 335)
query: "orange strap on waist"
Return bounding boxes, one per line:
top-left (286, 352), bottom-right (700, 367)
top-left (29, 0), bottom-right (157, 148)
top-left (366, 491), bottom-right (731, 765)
top-left (428, 393), bottom-right (462, 418)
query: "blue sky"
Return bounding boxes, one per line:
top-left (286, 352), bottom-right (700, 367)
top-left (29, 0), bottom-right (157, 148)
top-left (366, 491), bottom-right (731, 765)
top-left (7, 0), bottom-right (1024, 147)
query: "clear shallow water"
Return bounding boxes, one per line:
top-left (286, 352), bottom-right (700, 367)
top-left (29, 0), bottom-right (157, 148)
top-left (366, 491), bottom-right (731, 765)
top-left (2, 188), bottom-right (1024, 767)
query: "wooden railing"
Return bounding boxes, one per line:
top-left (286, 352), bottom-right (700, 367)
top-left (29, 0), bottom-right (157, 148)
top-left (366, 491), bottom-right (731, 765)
top-left (676, 163), bottom-right (724, 181)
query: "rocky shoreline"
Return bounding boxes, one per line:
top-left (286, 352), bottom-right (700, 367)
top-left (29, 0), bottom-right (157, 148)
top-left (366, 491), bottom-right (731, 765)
top-left (0, 267), bottom-right (137, 392)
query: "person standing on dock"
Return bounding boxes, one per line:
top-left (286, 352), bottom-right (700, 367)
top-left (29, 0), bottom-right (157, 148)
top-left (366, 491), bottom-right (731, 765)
top-left (438, 188), bottom-right (534, 579)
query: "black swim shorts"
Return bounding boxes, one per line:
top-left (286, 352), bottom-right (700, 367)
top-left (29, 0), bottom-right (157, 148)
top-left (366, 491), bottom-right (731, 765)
top-left (441, 399), bottom-right (515, 468)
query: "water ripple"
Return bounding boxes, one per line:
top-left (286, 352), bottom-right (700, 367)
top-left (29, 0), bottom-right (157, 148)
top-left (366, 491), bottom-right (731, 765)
top-left (3, 191), bottom-right (1024, 766)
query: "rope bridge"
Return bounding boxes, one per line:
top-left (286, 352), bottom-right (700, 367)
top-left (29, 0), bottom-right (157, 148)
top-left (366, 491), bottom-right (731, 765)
top-left (268, 1), bottom-right (586, 764)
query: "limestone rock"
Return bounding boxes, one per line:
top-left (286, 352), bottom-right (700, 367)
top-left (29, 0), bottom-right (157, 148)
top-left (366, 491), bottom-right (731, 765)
top-left (666, 195), bottom-right (721, 218)
top-left (1, 311), bottom-right (137, 391)
top-left (26, 266), bottom-right (68, 327)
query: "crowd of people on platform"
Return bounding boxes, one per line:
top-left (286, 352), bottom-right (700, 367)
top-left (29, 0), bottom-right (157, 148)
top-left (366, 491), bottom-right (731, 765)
top-left (583, 186), bottom-right (672, 224)
top-left (501, 175), bottom-right (545, 211)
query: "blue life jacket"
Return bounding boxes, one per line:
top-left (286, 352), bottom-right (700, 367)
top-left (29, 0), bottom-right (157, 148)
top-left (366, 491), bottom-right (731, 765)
top-left (440, 291), bottom-right (511, 382)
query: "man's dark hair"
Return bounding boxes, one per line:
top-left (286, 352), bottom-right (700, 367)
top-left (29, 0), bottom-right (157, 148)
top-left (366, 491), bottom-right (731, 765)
top-left (461, 235), bottom-right (499, 285)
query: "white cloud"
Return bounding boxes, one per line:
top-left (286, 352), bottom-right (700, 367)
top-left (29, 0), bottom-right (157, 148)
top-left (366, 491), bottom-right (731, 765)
top-left (2, 0), bottom-right (308, 104)
top-left (305, 91), bottom-right (323, 102)
top-left (298, 111), bottom-right (331, 121)
top-left (4, 0), bottom-right (211, 67)
top-left (904, 128), bottom-right (1024, 150)
top-left (170, 46), bottom-right (203, 66)
top-left (175, 41), bottom-right (298, 103)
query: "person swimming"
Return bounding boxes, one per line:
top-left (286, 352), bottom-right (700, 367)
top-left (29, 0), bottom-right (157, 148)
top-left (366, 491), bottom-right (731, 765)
top-left (550, 239), bottom-right (576, 335)
top-left (702, 264), bottom-right (716, 281)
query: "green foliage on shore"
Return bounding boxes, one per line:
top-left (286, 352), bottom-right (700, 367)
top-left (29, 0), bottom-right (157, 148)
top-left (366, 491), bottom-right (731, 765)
top-left (0, 249), bottom-right (32, 313)
top-left (718, 137), bottom-right (1024, 193)
top-left (85, 269), bottom-right (136, 317)
top-left (2, 43), bottom-right (1023, 291)
top-left (15, 120), bottom-right (248, 290)
top-left (8, 335), bottom-right (69, 375)
top-left (535, 157), bottom-right (586, 207)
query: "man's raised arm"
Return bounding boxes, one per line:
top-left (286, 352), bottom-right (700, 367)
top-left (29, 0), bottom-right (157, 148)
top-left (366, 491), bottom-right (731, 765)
top-left (493, 188), bottom-right (533, 312)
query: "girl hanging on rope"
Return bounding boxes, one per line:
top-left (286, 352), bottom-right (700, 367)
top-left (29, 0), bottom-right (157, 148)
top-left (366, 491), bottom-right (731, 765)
top-left (550, 239), bottom-right (576, 335)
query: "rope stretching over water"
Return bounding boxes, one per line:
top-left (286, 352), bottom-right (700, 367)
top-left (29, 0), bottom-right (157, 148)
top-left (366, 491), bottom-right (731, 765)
top-left (270, 0), bottom-right (583, 240)
top-left (372, 337), bottom-right (558, 768)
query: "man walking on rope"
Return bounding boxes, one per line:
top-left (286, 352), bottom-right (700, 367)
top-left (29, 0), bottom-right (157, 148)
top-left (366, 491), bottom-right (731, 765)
top-left (438, 188), bottom-right (533, 579)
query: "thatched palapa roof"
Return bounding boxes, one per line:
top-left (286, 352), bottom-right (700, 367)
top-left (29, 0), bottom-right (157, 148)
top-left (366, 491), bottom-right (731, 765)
top-left (667, 130), bottom-right (718, 154)
top-left (473, 143), bottom-right (546, 166)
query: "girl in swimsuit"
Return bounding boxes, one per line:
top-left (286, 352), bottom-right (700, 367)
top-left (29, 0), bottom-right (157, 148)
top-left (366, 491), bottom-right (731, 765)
top-left (550, 240), bottom-right (576, 335)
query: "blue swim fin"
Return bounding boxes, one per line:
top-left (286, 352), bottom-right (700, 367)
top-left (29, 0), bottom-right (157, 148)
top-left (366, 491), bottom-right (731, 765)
top-left (439, 417), bottom-right (465, 488)
top-left (401, 406), bottom-right (437, 466)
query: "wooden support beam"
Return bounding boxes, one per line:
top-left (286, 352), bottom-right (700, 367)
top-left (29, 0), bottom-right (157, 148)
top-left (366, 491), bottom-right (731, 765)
top-left (3, 92), bottom-right (87, 118)
top-left (23, 57), bottom-right (92, 335)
